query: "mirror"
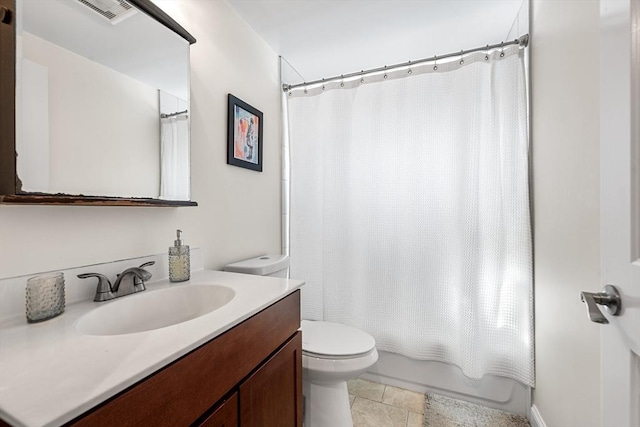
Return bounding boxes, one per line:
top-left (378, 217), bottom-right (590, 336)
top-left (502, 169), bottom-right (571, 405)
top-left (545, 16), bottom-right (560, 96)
top-left (14, 0), bottom-right (194, 201)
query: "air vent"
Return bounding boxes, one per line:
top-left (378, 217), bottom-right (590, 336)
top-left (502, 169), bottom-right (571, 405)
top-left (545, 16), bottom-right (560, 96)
top-left (76, 0), bottom-right (137, 25)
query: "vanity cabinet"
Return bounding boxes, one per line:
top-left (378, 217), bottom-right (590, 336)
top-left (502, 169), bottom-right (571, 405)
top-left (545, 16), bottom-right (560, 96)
top-left (199, 393), bottom-right (238, 427)
top-left (239, 332), bottom-right (302, 426)
top-left (67, 291), bottom-right (302, 427)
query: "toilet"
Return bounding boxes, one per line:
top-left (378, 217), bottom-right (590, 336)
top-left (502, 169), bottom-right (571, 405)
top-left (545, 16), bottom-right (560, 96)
top-left (224, 255), bottom-right (378, 427)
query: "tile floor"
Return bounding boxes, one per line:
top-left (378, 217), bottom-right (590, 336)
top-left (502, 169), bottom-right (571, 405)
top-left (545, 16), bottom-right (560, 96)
top-left (348, 378), bottom-right (424, 427)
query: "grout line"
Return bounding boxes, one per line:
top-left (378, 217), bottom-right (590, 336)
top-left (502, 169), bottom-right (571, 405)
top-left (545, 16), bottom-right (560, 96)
top-left (351, 379), bottom-right (430, 427)
top-left (357, 395), bottom-right (411, 411)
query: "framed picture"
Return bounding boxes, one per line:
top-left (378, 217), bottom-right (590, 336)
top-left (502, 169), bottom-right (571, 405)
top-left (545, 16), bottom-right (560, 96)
top-left (227, 94), bottom-right (263, 172)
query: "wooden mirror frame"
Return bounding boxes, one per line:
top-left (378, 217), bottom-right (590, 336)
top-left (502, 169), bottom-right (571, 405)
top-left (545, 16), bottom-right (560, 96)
top-left (0, 0), bottom-right (198, 207)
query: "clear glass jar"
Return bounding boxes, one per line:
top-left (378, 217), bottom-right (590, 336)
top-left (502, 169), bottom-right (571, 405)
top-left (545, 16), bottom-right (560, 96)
top-left (26, 272), bottom-right (65, 323)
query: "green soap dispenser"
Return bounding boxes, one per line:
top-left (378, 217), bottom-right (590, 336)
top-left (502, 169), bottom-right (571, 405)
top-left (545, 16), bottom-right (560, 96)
top-left (169, 229), bottom-right (190, 282)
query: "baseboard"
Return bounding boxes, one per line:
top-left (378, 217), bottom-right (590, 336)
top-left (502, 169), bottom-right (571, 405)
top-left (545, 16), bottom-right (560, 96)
top-left (529, 404), bottom-right (547, 427)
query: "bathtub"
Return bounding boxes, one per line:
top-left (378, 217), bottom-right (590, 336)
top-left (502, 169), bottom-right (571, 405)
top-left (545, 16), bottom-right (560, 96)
top-left (361, 350), bottom-right (531, 416)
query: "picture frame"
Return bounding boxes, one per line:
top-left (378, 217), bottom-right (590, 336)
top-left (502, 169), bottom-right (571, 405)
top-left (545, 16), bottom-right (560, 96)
top-left (227, 94), bottom-right (263, 172)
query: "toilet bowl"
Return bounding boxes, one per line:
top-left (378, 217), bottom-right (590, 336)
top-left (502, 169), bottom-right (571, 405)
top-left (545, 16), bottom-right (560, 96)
top-left (224, 255), bottom-right (378, 427)
top-left (301, 320), bottom-right (378, 427)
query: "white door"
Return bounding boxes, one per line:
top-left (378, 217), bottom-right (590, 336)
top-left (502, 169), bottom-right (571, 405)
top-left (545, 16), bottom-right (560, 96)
top-left (599, 1), bottom-right (640, 426)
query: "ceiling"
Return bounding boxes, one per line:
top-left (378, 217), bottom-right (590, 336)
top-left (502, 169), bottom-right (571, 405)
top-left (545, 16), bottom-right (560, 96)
top-left (227, 0), bottom-right (526, 85)
top-left (22, 0), bottom-right (190, 99)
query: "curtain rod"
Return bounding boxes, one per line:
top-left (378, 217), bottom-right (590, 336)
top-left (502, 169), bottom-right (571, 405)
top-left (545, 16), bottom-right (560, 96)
top-left (283, 34), bottom-right (529, 92)
top-left (160, 109), bottom-right (188, 119)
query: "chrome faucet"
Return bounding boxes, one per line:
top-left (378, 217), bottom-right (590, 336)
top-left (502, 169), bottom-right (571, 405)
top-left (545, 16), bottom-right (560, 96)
top-left (78, 261), bottom-right (155, 302)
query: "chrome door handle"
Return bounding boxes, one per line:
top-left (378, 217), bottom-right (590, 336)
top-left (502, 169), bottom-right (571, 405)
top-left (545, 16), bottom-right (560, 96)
top-left (580, 285), bottom-right (622, 324)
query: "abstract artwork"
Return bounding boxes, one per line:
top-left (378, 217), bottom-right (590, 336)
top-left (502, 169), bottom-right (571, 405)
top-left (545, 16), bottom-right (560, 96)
top-left (227, 94), bottom-right (263, 171)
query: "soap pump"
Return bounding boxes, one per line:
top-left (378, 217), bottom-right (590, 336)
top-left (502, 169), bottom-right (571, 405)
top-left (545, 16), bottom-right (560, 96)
top-left (169, 229), bottom-right (190, 282)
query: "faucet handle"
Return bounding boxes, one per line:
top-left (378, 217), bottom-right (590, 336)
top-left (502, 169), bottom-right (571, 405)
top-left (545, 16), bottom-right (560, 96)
top-left (133, 261), bottom-right (155, 292)
top-left (77, 273), bottom-right (113, 302)
top-left (139, 261), bottom-right (155, 269)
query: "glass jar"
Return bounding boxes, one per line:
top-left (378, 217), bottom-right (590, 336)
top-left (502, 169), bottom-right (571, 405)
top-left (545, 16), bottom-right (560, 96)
top-left (26, 272), bottom-right (65, 323)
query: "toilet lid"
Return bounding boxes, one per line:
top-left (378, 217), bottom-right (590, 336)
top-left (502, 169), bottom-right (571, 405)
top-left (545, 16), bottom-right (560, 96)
top-left (301, 320), bottom-right (376, 358)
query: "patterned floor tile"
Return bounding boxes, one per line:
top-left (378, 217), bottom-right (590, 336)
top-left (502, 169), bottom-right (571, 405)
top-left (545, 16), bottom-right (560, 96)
top-left (382, 385), bottom-right (425, 414)
top-left (351, 397), bottom-right (408, 427)
top-left (347, 378), bottom-right (386, 402)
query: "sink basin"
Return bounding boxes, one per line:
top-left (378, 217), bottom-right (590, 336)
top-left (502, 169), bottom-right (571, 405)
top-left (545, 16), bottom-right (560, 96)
top-left (76, 285), bottom-right (235, 336)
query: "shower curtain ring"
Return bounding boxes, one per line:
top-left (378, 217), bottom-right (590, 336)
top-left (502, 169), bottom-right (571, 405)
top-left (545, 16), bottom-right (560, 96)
top-left (340, 75), bottom-right (344, 88)
top-left (459, 50), bottom-right (464, 65)
top-left (433, 56), bottom-right (437, 71)
top-left (500, 42), bottom-right (505, 57)
top-left (303, 83), bottom-right (308, 94)
top-left (484, 45), bottom-right (490, 61)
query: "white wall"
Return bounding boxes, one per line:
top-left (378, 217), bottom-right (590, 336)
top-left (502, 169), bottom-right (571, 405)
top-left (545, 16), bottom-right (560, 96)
top-left (20, 32), bottom-right (160, 198)
top-left (0, 0), bottom-right (282, 278)
top-left (0, 1), bottom-right (606, 425)
top-left (506, 0), bottom-right (529, 41)
top-left (17, 58), bottom-right (50, 193)
top-left (531, 0), bottom-right (602, 425)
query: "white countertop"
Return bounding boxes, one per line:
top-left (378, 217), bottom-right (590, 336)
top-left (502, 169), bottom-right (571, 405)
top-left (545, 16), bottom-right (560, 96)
top-left (0, 270), bottom-right (304, 427)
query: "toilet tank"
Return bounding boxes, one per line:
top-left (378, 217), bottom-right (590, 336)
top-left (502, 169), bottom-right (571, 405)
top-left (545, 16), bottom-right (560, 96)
top-left (223, 254), bottom-right (289, 278)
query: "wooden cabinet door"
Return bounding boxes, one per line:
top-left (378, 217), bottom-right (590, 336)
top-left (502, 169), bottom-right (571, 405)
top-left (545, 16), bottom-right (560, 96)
top-left (239, 331), bottom-right (302, 427)
top-left (199, 393), bottom-right (238, 427)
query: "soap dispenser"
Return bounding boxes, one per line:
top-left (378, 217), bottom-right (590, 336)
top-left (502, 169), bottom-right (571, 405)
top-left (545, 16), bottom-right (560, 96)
top-left (169, 229), bottom-right (190, 282)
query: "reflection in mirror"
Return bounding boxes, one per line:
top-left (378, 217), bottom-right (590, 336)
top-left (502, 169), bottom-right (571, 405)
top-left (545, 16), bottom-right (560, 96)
top-left (159, 90), bottom-right (189, 200)
top-left (15, 0), bottom-right (191, 200)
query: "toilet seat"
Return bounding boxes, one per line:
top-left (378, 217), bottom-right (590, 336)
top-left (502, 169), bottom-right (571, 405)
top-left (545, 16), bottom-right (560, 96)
top-left (300, 320), bottom-right (379, 427)
top-left (301, 320), bottom-right (376, 359)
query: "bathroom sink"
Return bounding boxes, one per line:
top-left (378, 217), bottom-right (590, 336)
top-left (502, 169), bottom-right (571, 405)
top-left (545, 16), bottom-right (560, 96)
top-left (76, 285), bottom-right (235, 336)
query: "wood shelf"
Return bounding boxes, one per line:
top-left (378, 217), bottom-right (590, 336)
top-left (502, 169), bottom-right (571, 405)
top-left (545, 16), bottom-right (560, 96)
top-left (0, 194), bottom-right (198, 207)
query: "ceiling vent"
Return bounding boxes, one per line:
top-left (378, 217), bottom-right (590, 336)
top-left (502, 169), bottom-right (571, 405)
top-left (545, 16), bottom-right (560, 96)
top-left (76, 0), bottom-right (137, 25)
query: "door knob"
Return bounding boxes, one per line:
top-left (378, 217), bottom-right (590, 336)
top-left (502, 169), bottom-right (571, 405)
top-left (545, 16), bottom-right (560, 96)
top-left (580, 285), bottom-right (621, 324)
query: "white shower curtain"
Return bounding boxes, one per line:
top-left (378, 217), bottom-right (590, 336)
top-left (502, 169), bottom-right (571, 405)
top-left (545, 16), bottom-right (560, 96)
top-left (160, 115), bottom-right (190, 200)
top-left (287, 46), bottom-right (533, 387)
